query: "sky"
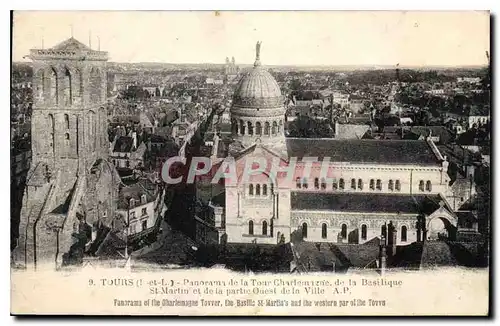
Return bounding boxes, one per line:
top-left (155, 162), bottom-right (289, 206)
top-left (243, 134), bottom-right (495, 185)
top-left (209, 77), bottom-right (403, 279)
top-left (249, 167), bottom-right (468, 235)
top-left (12, 11), bottom-right (490, 66)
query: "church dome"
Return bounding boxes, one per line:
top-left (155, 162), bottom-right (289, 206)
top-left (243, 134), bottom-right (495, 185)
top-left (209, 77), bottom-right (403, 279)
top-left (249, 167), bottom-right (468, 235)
top-left (232, 68), bottom-right (282, 108)
top-left (232, 43), bottom-right (283, 109)
top-left (229, 42), bottom-right (286, 155)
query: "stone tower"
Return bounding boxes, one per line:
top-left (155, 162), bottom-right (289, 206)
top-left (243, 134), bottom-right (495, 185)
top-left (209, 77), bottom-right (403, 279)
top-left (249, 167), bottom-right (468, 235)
top-left (13, 38), bottom-right (119, 270)
top-left (30, 37), bottom-right (108, 171)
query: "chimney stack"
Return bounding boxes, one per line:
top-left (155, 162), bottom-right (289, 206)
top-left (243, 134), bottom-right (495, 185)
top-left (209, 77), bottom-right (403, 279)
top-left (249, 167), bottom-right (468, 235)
top-left (379, 242), bottom-right (387, 276)
top-left (131, 131), bottom-right (137, 150)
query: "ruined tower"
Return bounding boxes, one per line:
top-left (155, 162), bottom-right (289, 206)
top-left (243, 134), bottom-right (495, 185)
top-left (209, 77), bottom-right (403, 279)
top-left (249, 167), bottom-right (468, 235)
top-left (13, 38), bottom-right (119, 269)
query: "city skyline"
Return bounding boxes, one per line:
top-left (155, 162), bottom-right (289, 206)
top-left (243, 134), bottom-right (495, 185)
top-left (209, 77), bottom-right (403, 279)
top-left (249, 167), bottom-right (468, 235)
top-left (13, 11), bottom-right (490, 67)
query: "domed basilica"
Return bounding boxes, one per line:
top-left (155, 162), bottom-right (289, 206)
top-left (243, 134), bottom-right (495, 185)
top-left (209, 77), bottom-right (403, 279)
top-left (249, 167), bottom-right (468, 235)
top-left (207, 42), bottom-right (459, 252)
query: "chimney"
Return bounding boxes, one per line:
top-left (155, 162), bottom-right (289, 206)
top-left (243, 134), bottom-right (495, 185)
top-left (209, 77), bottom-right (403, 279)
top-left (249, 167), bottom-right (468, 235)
top-left (442, 155), bottom-right (449, 173)
top-left (379, 242), bottom-right (387, 276)
top-left (387, 221), bottom-right (397, 257)
top-left (131, 131), bottom-right (137, 150)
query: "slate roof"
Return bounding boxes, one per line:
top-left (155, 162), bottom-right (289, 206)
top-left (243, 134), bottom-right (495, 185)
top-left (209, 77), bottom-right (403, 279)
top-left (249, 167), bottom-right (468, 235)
top-left (468, 105), bottom-right (490, 116)
top-left (406, 126), bottom-right (454, 144)
top-left (113, 136), bottom-right (134, 152)
top-left (210, 191), bottom-right (225, 207)
top-left (290, 192), bottom-right (442, 214)
top-left (286, 139), bottom-right (440, 165)
top-left (117, 178), bottom-right (159, 210)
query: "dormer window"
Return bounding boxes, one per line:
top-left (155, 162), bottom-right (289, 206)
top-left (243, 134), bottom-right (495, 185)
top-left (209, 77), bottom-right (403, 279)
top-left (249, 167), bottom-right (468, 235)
top-left (141, 194), bottom-right (147, 204)
top-left (129, 198), bottom-right (135, 208)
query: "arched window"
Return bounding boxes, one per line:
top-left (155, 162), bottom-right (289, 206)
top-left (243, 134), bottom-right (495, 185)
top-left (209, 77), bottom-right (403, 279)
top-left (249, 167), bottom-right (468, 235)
top-left (262, 221), bottom-right (268, 235)
top-left (255, 122), bottom-right (262, 135)
top-left (358, 179), bottom-right (363, 190)
top-left (388, 180), bottom-right (394, 191)
top-left (361, 224), bottom-right (367, 240)
top-left (419, 180), bottom-right (425, 192)
top-left (231, 120), bottom-right (238, 134)
top-left (272, 121), bottom-right (277, 135)
top-left (262, 184), bottom-right (268, 196)
top-left (49, 67), bottom-right (58, 105)
top-left (332, 181), bottom-right (338, 190)
top-left (239, 120), bottom-right (245, 135)
top-left (256, 184), bottom-right (261, 196)
top-left (376, 179), bottom-right (382, 190)
top-left (48, 114), bottom-right (55, 152)
top-left (341, 224), bottom-right (347, 239)
top-left (65, 133), bottom-right (70, 140)
top-left (401, 225), bottom-right (408, 242)
top-left (279, 120), bottom-right (283, 133)
top-left (302, 178), bottom-right (308, 189)
top-left (314, 178), bottom-right (319, 189)
top-left (339, 178), bottom-right (345, 190)
top-left (35, 69), bottom-right (45, 102)
top-left (247, 121), bottom-right (253, 135)
top-left (64, 114), bottom-right (70, 129)
top-left (73, 69), bottom-right (83, 104)
top-left (296, 177), bottom-right (301, 189)
top-left (89, 67), bottom-right (101, 103)
top-left (320, 178), bottom-right (326, 190)
top-left (395, 180), bottom-right (401, 191)
top-left (351, 178), bottom-right (356, 189)
top-left (264, 122), bottom-right (270, 135)
top-left (381, 225), bottom-right (387, 239)
top-left (426, 181), bottom-right (432, 192)
top-left (321, 223), bottom-right (327, 239)
top-left (63, 67), bottom-right (72, 105)
top-left (249, 221), bottom-right (254, 235)
top-left (302, 223), bottom-right (308, 238)
top-left (249, 184), bottom-right (254, 195)
top-left (370, 179), bottom-right (375, 190)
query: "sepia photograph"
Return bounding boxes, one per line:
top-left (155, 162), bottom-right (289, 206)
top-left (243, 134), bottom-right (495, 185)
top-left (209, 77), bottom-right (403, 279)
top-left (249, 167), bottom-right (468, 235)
top-left (9, 10), bottom-right (491, 316)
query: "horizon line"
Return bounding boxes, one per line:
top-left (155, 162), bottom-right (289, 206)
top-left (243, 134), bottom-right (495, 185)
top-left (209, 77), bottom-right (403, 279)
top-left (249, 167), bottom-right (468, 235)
top-left (12, 60), bottom-right (488, 69)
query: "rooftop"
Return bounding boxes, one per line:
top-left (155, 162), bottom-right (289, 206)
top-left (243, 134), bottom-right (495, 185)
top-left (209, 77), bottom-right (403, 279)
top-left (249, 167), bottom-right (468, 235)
top-left (286, 138), bottom-right (441, 165)
top-left (113, 136), bottom-right (134, 153)
top-left (117, 178), bottom-right (159, 210)
top-left (291, 192), bottom-right (443, 215)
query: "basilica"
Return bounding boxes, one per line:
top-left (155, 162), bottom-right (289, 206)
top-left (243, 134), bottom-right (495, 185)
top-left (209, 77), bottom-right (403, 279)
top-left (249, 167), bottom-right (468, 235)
top-left (204, 42), bottom-right (463, 247)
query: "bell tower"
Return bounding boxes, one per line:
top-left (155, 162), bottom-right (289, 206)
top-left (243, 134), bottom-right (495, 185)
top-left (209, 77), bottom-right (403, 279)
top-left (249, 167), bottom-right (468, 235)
top-left (13, 38), bottom-right (114, 269)
top-left (30, 37), bottom-right (109, 175)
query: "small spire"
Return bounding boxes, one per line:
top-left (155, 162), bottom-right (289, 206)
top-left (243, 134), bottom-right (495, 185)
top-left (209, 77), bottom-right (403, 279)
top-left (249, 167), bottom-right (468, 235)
top-left (70, 24), bottom-right (73, 38)
top-left (254, 41), bottom-right (262, 67)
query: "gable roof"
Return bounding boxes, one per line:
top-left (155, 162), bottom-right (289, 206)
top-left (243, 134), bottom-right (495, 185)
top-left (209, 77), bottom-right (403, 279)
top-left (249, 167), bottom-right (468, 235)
top-left (113, 136), bottom-right (134, 153)
top-left (407, 126), bottom-right (454, 144)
